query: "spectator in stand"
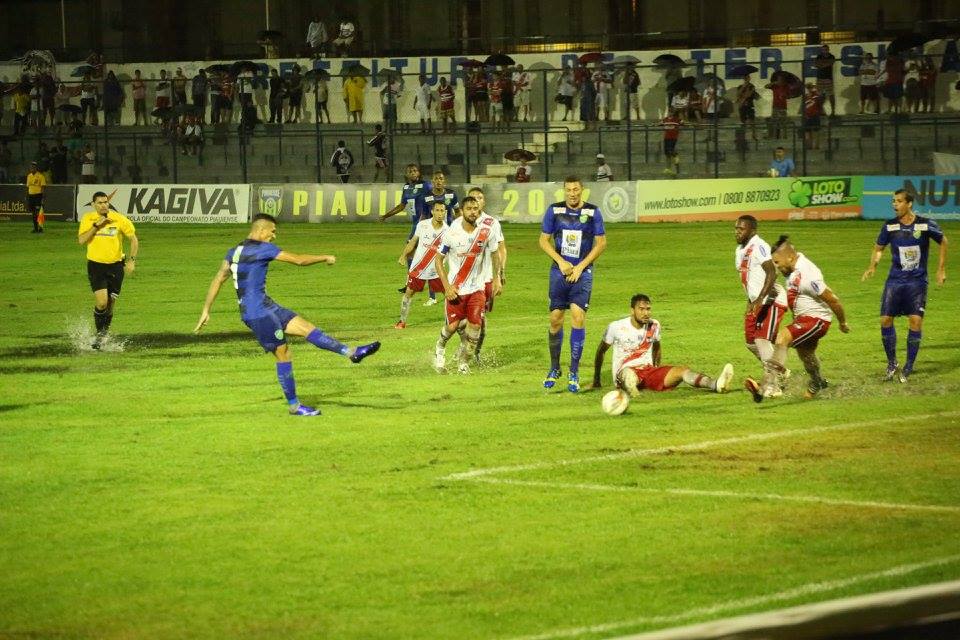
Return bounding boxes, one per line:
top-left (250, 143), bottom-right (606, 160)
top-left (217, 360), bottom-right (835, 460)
top-left (67, 116), bottom-right (84, 160)
top-left (220, 74), bottom-right (235, 124)
top-left (919, 55), bottom-right (937, 113)
top-left (332, 17), bottom-right (356, 57)
top-left (306, 14), bottom-right (328, 58)
top-left (814, 44), bottom-right (837, 117)
top-left (670, 88), bottom-right (689, 122)
top-left (488, 72), bottom-right (504, 130)
top-left (879, 53), bottom-right (904, 114)
top-left (768, 146), bottom-right (795, 177)
top-left (54, 82), bottom-right (74, 126)
top-left (0, 141), bottom-right (12, 182)
top-left (578, 68), bottom-right (596, 127)
top-left (802, 82), bottom-right (824, 150)
top-left (172, 68), bottom-right (188, 105)
top-left (593, 64), bottom-right (613, 122)
top-left (413, 74), bottom-right (434, 133)
top-left (35, 142), bottom-right (52, 184)
top-left (688, 88), bottom-right (703, 125)
top-left (380, 75), bottom-right (400, 128)
top-left (86, 51), bottom-right (104, 78)
top-left (904, 61), bottom-right (921, 113)
top-left (155, 69), bottom-right (172, 123)
top-left (50, 143), bottom-right (68, 183)
top-left (13, 85), bottom-right (30, 136)
top-left (367, 124), bottom-right (387, 181)
top-left (343, 73), bottom-right (366, 124)
top-left (515, 157), bottom-right (531, 182)
top-left (765, 74), bottom-right (791, 139)
top-left (437, 76), bottom-right (456, 133)
top-left (702, 79), bottom-right (723, 122)
top-left (208, 73), bottom-right (222, 124)
top-left (315, 74), bottom-right (330, 123)
top-left (661, 108), bottom-right (682, 176)
top-left (858, 52), bottom-right (880, 114)
top-left (513, 64), bottom-right (532, 122)
top-left (330, 140), bottom-right (354, 183)
top-left (500, 69), bottom-right (515, 125)
top-left (736, 75), bottom-right (758, 141)
top-left (40, 71), bottom-right (56, 128)
top-left (555, 68), bottom-right (576, 121)
top-left (29, 76), bottom-right (42, 130)
top-left (267, 68), bottom-right (284, 123)
top-left (238, 69), bottom-right (255, 109)
top-left (132, 69), bottom-right (148, 125)
top-left (102, 71), bottom-right (123, 126)
top-left (594, 153), bottom-right (612, 181)
top-left (181, 114), bottom-right (203, 156)
top-left (81, 144), bottom-right (96, 183)
top-left (470, 68), bottom-right (488, 122)
top-left (192, 69), bottom-right (208, 122)
top-left (622, 62), bottom-right (641, 121)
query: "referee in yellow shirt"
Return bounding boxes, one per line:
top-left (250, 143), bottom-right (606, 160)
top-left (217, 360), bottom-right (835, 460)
top-left (77, 191), bottom-right (140, 349)
top-left (25, 161), bottom-right (46, 233)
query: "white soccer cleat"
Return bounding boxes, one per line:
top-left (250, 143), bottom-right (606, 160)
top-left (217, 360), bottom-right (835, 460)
top-left (433, 346), bottom-right (446, 372)
top-left (423, 297), bottom-right (438, 306)
top-left (716, 363), bottom-right (734, 393)
top-left (762, 384), bottom-right (783, 399)
top-left (458, 361), bottom-right (471, 374)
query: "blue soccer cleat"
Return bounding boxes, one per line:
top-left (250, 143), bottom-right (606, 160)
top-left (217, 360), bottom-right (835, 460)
top-left (350, 341), bottom-right (381, 363)
top-left (543, 368), bottom-right (561, 389)
top-left (567, 372), bottom-right (580, 393)
top-left (290, 404), bottom-right (321, 416)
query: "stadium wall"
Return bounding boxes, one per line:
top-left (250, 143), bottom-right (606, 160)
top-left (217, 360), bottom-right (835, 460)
top-left (3, 40), bottom-right (959, 124)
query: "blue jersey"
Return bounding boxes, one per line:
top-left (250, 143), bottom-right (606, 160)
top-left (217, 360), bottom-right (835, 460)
top-left (401, 180), bottom-right (432, 218)
top-left (225, 239), bottom-right (282, 319)
top-left (876, 215), bottom-right (944, 283)
top-left (541, 201), bottom-right (606, 268)
top-left (416, 188), bottom-right (459, 224)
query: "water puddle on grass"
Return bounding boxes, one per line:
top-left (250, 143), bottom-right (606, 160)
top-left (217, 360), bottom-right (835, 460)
top-left (67, 319), bottom-right (128, 353)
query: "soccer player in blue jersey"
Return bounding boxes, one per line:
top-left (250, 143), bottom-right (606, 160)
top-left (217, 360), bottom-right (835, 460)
top-left (416, 169), bottom-right (461, 226)
top-left (379, 163), bottom-right (434, 297)
top-left (539, 176), bottom-right (607, 392)
top-left (862, 188), bottom-right (948, 382)
top-left (194, 214), bottom-right (381, 416)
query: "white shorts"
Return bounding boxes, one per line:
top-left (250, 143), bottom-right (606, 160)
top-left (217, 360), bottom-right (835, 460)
top-left (516, 91), bottom-right (531, 108)
top-left (490, 102), bottom-right (503, 114)
top-left (416, 104), bottom-right (431, 119)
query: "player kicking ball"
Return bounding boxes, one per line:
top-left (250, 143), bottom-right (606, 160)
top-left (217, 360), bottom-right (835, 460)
top-left (395, 201), bottom-right (449, 328)
top-left (588, 294), bottom-right (734, 396)
top-left (194, 214), bottom-right (380, 416)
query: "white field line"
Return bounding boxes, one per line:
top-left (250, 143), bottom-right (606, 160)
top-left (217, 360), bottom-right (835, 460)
top-left (470, 477), bottom-right (960, 514)
top-left (501, 554), bottom-right (960, 640)
top-left (441, 411), bottom-right (960, 482)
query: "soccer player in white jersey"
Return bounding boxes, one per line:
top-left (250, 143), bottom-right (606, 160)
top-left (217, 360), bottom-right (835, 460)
top-left (747, 235), bottom-right (850, 401)
top-left (433, 196), bottom-right (502, 374)
top-left (468, 186), bottom-right (507, 362)
top-left (395, 201), bottom-right (448, 328)
top-left (589, 294), bottom-right (734, 395)
top-left (734, 215), bottom-right (789, 386)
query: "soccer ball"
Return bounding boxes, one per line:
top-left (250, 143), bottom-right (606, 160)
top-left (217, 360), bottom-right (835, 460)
top-left (601, 389), bottom-right (630, 416)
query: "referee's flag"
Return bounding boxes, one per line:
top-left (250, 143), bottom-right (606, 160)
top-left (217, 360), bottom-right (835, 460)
top-left (37, 207), bottom-right (45, 227)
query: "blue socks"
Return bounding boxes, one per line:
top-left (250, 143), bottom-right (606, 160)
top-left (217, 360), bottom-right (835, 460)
top-left (276, 361), bottom-right (298, 406)
top-left (570, 327), bottom-right (585, 374)
top-left (880, 325), bottom-right (897, 366)
top-left (906, 330), bottom-right (922, 372)
top-left (306, 328), bottom-right (349, 356)
top-left (548, 329), bottom-right (563, 370)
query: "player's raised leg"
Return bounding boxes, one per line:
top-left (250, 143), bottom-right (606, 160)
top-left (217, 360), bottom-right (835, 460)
top-left (285, 315), bottom-right (380, 363)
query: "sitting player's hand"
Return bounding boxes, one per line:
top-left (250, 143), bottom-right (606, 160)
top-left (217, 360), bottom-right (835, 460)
top-left (839, 321), bottom-right (850, 333)
top-left (194, 311), bottom-right (210, 334)
top-left (397, 256), bottom-right (406, 267)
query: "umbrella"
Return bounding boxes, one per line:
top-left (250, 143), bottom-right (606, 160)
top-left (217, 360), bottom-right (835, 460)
top-left (612, 54), bottom-right (640, 66)
top-left (232, 60), bottom-right (259, 75)
top-left (654, 54), bottom-right (685, 68)
top-left (504, 148), bottom-right (537, 162)
top-left (729, 64), bottom-right (759, 78)
top-left (458, 59), bottom-right (485, 68)
top-left (579, 52), bottom-right (604, 65)
top-left (343, 63), bottom-right (370, 77)
top-left (887, 34), bottom-right (929, 56)
top-left (57, 104), bottom-right (82, 114)
top-left (485, 53), bottom-right (515, 67)
top-left (304, 68), bottom-right (331, 81)
top-left (71, 64), bottom-right (95, 78)
top-left (667, 76), bottom-right (697, 93)
top-left (258, 30), bottom-right (282, 40)
top-left (696, 73), bottom-right (725, 94)
top-left (151, 106), bottom-right (174, 119)
top-left (770, 70), bottom-right (803, 98)
top-left (205, 64), bottom-right (231, 74)
top-left (376, 68), bottom-right (400, 80)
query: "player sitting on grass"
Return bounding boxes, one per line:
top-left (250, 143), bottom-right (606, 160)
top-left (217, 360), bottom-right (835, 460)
top-left (589, 294), bottom-right (734, 395)
top-left (194, 214), bottom-right (380, 416)
top-left (396, 201), bottom-right (449, 328)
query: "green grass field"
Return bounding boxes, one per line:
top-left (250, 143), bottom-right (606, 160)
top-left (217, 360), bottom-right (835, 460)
top-left (1, 220), bottom-right (958, 639)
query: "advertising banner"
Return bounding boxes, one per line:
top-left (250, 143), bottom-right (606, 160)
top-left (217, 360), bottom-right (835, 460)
top-left (252, 182), bottom-right (638, 224)
top-left (0, 184), bottom-right (76, 222)
top-left (863, 176), bottom-right (960, 220)
top-left (636, 176), bottom-right (864, 222)
top-left (76, 184), bottom-right (250, 223)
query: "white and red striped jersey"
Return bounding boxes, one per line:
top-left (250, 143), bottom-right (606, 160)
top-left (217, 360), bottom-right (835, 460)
top-left (478, 212), bottom-right (504, 283)
top-left (786, 253), bottom-right (833, 320)
top-left (439, 216), bottom-right (500, 295)
top-left (735, 234), bottom-right (788, 305)
top-left (408, 219), bottom-right (448, 280)
top-left (603, 317), bottom-right (661, 377)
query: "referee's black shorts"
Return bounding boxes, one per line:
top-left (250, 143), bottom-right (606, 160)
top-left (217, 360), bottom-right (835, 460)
top-left (87, 260), bottom-right (125, 297)
top-left (27, 193), bottom-right (43, 212)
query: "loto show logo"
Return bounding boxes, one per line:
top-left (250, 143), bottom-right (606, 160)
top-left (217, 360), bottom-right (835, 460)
top-left (787, 178), bottom-right (856, 207)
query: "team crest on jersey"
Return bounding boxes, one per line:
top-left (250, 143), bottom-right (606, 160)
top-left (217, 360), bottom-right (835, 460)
top-left (913, 229), bottom-right (922, 239)
top-left (274, 329), bottom-right (284, 340)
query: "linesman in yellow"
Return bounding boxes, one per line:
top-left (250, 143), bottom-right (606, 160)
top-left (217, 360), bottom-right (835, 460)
top-left (77, 191), bottom-right (139, 349)
top-left (26, 161), bottom-right (46, 233)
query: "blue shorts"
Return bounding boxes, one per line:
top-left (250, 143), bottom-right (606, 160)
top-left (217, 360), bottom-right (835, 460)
top-left (549, 267), bottom-right (593, 311)
top-left (243, 305), bottom-right (298, 352)
top-left (880, 280), bottom-right (927, 317)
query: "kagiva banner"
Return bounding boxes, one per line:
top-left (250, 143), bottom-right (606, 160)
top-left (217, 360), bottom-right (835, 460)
top-left (863, 175), bottom-right (960, 221)
top-left (76, 184), bottom-right (250, 223)
top-left (0, 184), bottom-right (76, 222)
top-left (253, 182), bottom-right (638, 224)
